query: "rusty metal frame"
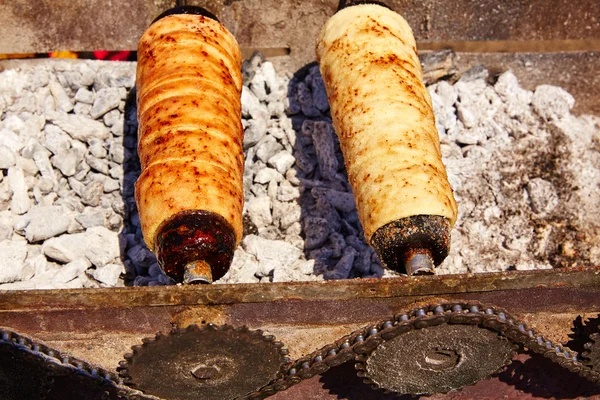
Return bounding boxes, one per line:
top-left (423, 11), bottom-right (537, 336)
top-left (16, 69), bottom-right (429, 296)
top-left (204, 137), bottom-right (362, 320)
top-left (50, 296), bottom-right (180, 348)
top-left (2, 267), bottom-right (600, 398)
top-left (0, 1), bottom-right (599, 398)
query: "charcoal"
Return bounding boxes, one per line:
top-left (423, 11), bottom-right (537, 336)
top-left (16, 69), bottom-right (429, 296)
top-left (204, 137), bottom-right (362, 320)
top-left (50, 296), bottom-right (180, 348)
top-left (310, 121), bottom-right (338, 180)
top-left (303, 217), bottom-right (331, 250)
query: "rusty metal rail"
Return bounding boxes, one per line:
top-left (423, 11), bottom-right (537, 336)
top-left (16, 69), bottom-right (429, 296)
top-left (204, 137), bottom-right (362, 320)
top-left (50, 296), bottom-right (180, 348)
top-left (1, 267), bottom-right (600, 398)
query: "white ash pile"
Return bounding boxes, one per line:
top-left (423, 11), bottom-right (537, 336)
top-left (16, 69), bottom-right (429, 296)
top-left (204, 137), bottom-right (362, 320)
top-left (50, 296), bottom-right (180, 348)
top-left (430, 69), bottom-right (600, 273)
top-left (0, 57), bottom-right (321, 289)
top-left (204, 55), bottom-right (321, 284)
top-left (0, 60), bottom-right (136, 289)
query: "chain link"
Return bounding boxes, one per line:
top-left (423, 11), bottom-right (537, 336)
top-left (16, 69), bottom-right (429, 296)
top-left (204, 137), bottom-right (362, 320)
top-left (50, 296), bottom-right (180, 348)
top-left (242, 301), bottom-right (600, 399)
top-left (2, 300), bottom-right (599, 399)
top-left (0, 328), bottom-right (153, 399)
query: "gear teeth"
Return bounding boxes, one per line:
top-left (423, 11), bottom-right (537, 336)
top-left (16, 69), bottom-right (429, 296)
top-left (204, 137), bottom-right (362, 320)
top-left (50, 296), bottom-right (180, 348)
top-left (350, 302), bottom-right (518, 396)
top-left (118, 323), bottom-right (289, 400)
top-left (0, 327), bottom-right (147, 398)
top-left (583, 331), bottom-right (600, 371)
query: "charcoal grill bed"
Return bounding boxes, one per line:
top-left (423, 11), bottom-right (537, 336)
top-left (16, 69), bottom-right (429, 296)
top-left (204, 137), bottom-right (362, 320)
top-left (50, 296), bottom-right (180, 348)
top-left (0, 1), bottom-right (599, 398)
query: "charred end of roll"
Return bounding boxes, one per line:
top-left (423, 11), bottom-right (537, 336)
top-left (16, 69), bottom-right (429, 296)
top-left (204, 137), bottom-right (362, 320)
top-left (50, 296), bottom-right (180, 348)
top-left (370, 215), bottom-right (451, 276)
top-left (336, 0), bottom-right (392, 13)
top-left (152, 5), bottom-right (219, 25)
top-left (154, 210), bottom-right (236, 284)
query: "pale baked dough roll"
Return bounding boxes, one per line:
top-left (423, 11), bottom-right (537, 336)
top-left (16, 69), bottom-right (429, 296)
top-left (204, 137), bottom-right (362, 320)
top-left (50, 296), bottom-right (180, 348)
top-left (135, 9), bottom-right (243, 283)
top-left (317, 4), bottom-right (458, 274)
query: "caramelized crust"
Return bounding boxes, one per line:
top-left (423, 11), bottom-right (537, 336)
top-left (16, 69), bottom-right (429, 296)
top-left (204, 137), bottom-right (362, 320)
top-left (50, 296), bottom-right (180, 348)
top-left (136, 14), bottom-right (243, 251)
top-left (316, 4), bottom-right (458, 242)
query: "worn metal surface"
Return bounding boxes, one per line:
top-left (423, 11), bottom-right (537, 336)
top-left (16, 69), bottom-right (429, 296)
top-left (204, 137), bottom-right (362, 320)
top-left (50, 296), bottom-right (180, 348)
top-left (1, 267), bottom-right (600, 311)
top-left (119, 325), bottom-right (286, 400)
top-left (1, 0), bottom-right (599, 64)
top-left (586, 332), bottom-right (600, 371)
top-left (3, 300), bottom-right (600, 399)
top-left (0, 1), bottom-right (598, 113)
top-left (360, 324), bottom-right (515, 394)
top-left (0, 269), bottom-right (599, 350)
top-left (268, 354), bottom-right (600, 399)
top-left (0, 268), bottom-right (599, 398)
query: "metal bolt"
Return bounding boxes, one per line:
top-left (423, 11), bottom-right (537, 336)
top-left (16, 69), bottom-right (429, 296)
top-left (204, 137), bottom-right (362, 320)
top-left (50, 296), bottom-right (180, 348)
top-left (184, 260), bottom-right (213, 284)
top-left (403, 249), bottom-right (435, 275)
top-left (424, 348), bottom-right (461, 371)
top-left (191, 365), bottom-right (218, 380)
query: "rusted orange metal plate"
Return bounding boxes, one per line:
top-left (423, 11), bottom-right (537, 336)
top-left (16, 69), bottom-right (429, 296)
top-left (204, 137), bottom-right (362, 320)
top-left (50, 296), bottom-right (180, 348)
top-left (1, 0), bottom-right (599, 65)
top-left (1, 267), bottom-right (599, 398)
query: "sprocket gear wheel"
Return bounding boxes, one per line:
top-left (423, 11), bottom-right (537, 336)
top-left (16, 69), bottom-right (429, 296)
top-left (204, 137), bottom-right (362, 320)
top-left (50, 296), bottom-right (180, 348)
top-left (118, 324), bottom-right (288, 400)
top-left (355, 322), bottom-right (515, 395)
top-left (0, 328), bottom-right (126, 400)
top-left (583, 331), bottom-right (600, 372)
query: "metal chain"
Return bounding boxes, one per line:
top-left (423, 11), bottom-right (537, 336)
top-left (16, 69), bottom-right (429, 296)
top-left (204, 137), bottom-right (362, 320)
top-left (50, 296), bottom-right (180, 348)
top-left (242, 301), bottom-right (600, 399)
top-left (2, 300), bottom-right (600, 399)
top-left (0, 329), bottom-right (153, 399)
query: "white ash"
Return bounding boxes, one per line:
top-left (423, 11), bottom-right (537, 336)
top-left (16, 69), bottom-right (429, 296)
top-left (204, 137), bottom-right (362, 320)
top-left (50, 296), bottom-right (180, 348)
top-left (0, 60), bottom-right (134, 289)
top-left (431, 70), bottom-right (600, 273)
top-left (0, 57), bottom-right (598, 290)
top-left (275, 61), bottom-right (600, 278)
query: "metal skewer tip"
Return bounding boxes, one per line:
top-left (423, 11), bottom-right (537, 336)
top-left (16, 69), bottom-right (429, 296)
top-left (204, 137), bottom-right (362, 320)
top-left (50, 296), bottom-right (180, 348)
top-left (403, 248), bottom-right (435, 276)
top-left (184, 260), bottom-right (213, 284)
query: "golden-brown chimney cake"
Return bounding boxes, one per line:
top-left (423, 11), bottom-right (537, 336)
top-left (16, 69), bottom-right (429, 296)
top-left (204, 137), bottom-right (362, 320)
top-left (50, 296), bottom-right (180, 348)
top-left (316, 3), bottom-right (458, 275)
top-left (136, 7), bottom-right (243, 284)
